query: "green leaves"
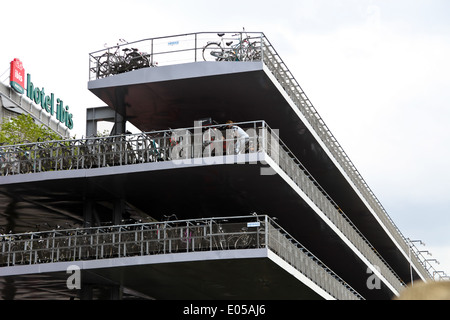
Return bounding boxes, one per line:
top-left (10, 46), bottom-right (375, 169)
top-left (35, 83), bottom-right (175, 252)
top-left (0, 114), bottom-right (60, 145)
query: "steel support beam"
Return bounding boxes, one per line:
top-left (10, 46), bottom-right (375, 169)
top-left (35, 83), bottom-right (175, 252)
top-left (86, 106), bottom-right (126, 137)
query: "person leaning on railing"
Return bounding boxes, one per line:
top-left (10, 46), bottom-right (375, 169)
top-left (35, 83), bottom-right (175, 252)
top-left (226, 120), bottom-right (249, 155)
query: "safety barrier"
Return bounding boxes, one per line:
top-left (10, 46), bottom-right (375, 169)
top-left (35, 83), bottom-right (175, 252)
top-left (0, 215), bottom-right (363, 300)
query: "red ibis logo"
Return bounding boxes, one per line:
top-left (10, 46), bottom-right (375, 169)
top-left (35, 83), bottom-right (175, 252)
top-left (10, 58), bottom-right (25, 94)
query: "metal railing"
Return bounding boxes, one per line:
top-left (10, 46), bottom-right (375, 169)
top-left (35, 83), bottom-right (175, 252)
top-left (88, 31), bottom-right (264, 80)
top-left (0, 215), bottom-right (363, 300)
top-left (0, 120), bottom-right (407, 292)
top-left (0, 120), bottom-right (264, 175)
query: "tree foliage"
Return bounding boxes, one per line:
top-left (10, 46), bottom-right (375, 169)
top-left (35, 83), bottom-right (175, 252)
top-left (0, 114), bottom-right (61, 145)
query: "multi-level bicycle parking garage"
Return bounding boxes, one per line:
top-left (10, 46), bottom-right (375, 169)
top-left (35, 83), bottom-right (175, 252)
top-left (0, 31), bottom-right (440, 300)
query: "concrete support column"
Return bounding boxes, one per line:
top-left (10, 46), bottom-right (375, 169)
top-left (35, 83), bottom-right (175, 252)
top-left (111, 112), bottom-right (126, 136)
top-left (110, 285), bottom-right (123, 300)
top-left (83, 199), bottom-right (94, 228)
top-left (113, 199), bottom-right (125, 225)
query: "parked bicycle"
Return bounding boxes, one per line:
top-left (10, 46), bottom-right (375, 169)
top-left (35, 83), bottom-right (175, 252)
top-left (227, 226), bottom-right (256, 249)
top-left (95, 39), bottom-right (155, 78)
top-left (135, 133), bottom-right (163, 163)
top-left (0, 152), bottom-right (9, 176)
top-left (202, 32), bottom-right (261, 62)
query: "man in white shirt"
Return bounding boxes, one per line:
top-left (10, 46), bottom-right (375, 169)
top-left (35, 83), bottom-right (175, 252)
top-left (226, 120), bottom-right (249, 154)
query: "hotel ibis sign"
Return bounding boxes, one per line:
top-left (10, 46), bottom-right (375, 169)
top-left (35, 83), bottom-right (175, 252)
top-left (26, 74), bottom-right (74, 130)
top-left (9, 58), bottom-right (74, 130)
top-left (10, 58), bottom-right (25, 94)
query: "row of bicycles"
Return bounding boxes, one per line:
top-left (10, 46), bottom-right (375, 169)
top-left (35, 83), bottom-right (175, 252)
top-left (92, 32), bottom-right (263, 78)
top-left (0, 122), bottom-right (261, 176)
top-left (0, 134), bottom-right (164, 176)
top-left (202, 33), bottom-right (262, 62)
top-left (0, 217), bottom-right (264, 266)
top-left (94, 39), bottom-right (157, 78)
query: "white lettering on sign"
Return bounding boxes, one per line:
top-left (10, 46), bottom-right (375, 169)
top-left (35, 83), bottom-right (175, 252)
top-left (247, 222), bottom-right (261, 228)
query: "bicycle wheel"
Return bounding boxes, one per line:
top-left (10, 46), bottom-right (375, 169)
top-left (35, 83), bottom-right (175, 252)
top-left (202, 42), bottom-right (223, 61)
top-left (233, 234), bottom-right (252, 249)
top-left (128, 51), bottom-right (149, 70)
top-left (246, 41), bottom-right (262, 61)
top-left (222, 49), bottom-right (239, 61)
top-left (97, 52), bottom-right (117, 77)
top-left (124, 51), bottom-right (139, 72)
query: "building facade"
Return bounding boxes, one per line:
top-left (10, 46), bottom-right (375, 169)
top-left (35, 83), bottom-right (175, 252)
top-left (0, 61), bottom-right (72, 139)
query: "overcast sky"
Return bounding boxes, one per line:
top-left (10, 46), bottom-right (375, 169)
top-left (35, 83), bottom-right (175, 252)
top-left (1, 0), bottom-right (449, 279)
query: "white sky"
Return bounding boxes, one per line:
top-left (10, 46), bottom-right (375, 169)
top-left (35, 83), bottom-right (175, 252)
top-left (1, 0), bottom-right (449, 279)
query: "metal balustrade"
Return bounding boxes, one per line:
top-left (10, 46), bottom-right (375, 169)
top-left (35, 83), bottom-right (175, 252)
top-left (88, 32), bottom-right (265, 80)
top-left (0, 216), bottom-right (263, 264)
top-left (0, 215), bottom-right (363, 300)
top-left (0, 120), bottom-right (265, 176)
